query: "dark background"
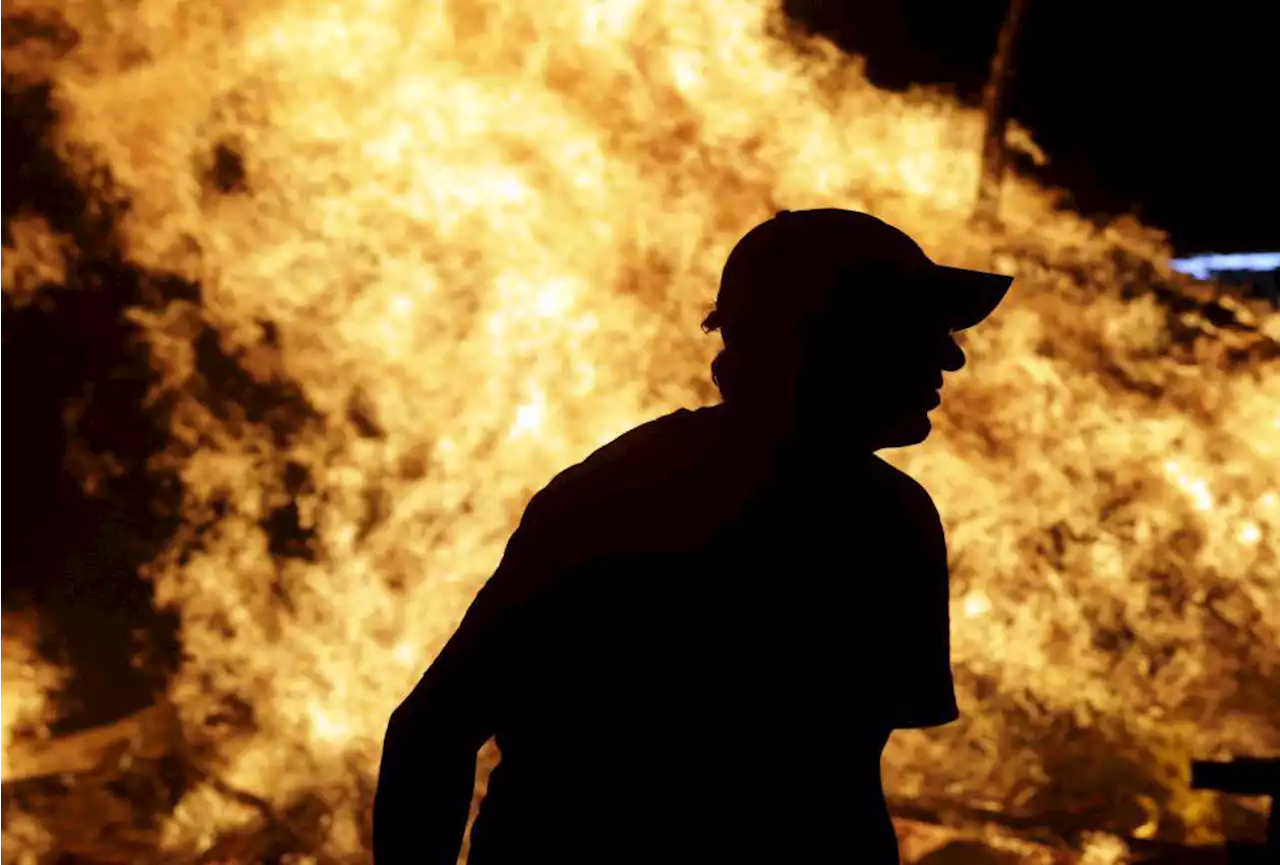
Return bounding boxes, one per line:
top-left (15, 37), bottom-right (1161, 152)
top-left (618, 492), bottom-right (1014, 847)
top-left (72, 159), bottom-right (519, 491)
top-left (787, 0), bottom-right (1279, 255)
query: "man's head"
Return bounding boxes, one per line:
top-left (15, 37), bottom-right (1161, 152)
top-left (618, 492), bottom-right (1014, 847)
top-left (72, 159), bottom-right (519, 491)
top-left (704, 209), bottom-right (1012, 451)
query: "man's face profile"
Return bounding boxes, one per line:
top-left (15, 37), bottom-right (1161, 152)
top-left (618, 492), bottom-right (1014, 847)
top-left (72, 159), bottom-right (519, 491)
top-left (793, 271), bottom-right (967, 449)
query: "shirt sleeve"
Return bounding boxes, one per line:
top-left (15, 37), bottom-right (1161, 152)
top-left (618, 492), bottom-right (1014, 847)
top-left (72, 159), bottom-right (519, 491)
top-left (373, 499), bottom-right (559, 864)
top-left (882, 478), bottom-right (960, 730)
top-left (390, 482), bottom-right (578, 724)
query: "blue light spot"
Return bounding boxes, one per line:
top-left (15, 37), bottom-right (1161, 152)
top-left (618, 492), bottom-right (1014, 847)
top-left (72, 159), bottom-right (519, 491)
top-left (1171, 252), bottom-right (1280, 281)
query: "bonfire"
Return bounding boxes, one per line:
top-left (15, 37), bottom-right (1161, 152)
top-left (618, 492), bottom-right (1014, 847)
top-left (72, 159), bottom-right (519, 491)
top-left (3, 1), bottom-right (1277, 862)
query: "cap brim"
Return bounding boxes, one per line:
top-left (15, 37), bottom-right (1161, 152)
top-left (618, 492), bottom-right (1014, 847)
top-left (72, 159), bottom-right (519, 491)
top-left (932, 265), bottom-right (1013, 331)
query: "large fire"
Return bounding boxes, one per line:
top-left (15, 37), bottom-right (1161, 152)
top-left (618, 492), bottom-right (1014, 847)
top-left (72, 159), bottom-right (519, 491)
top-left (2, 0), bottom-right (1278, 862)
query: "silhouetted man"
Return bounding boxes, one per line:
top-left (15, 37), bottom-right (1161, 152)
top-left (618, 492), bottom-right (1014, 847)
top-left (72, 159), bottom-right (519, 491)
top-left (374, 208), bottom-right (1013, 864)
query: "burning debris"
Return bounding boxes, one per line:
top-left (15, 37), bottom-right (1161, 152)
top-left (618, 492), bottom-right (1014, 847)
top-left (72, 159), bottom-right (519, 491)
top-left (2, 1), bottom-right (1278, 862)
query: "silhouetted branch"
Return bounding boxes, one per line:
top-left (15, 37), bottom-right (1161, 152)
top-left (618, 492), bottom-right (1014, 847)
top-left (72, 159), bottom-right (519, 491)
top-left (973, 0), bottom-right (1030, 227)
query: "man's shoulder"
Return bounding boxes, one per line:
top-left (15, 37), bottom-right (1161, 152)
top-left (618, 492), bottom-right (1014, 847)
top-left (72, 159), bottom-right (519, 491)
top-left (538, 407), bottom-right (713, 498)
top-left (579, 406), bottom-right (721, 483)
top-left (518, 406), bottom-right (720, 536)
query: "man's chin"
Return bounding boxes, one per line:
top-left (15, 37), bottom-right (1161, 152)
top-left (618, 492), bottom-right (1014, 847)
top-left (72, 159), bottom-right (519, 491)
top-left (874, 411), bottom-right (933, 449)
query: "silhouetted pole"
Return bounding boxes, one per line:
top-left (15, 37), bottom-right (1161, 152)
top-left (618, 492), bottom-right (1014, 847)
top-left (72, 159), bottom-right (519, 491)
top-left (972, 0), bottom-right (1030, 227)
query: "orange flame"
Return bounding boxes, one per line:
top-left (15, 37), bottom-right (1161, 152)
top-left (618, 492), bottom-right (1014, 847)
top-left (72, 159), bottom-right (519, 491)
top-left (3, 0), bottom-right (1277, 860)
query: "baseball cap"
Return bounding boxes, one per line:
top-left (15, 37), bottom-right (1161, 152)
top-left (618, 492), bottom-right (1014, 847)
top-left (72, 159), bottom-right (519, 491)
top-left (702, 209), bottom-right (1013, 343)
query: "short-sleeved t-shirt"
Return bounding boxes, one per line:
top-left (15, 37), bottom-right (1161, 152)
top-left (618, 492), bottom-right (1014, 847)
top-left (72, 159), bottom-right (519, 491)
top-left (465, 404), bottom-right (957, 863)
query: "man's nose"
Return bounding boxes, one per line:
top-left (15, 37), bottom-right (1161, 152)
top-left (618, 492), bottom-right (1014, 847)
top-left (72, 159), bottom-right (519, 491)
top-left (941, 335), bottom-right (966, 372)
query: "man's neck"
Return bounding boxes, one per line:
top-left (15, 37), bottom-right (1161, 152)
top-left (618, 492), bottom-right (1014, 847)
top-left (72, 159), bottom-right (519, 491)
top-left (715, 399), bottom-right (877, 473)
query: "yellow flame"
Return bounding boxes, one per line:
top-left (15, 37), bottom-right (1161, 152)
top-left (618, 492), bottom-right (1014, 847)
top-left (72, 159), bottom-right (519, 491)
top-left (2, 0), bottom-right (1277, 859)
top-left (962, 592), bottom-right (993, 620)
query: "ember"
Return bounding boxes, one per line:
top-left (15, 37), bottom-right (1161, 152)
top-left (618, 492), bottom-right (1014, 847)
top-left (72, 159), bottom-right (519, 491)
top-left (2, 1), bottom-right (1277, 862)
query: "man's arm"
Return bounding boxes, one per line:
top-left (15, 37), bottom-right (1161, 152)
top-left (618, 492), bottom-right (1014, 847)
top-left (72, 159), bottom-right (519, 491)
top-left (374, 613), bottom-right (496, 865)
top-left (373, 507), bottom-right (557, 865)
